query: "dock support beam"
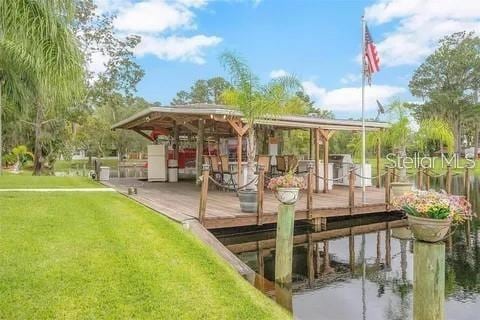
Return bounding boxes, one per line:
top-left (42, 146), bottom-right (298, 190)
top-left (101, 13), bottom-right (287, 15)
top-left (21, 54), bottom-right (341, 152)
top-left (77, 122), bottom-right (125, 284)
top-left (413, 242), bottom-right (445, 320)
top-left (195, 119), bottom-right (205, 185)
top-left (275, 204), bottom-right (295, 285)
top-left (198, 164), bottom-right (210, 224)
top-left (256, 165), bottom-right (265, 225)
top-left (307, 163), bottom-right (314, 220)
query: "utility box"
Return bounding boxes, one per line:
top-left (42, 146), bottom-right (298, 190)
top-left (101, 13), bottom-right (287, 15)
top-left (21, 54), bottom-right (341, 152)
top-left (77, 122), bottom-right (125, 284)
top-left (99, 166), bottom-right (110, 181)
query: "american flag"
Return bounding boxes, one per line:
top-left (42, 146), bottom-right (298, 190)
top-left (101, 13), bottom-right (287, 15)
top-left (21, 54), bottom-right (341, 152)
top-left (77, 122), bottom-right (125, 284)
top-left (364, 25), bottom-right (380, 84)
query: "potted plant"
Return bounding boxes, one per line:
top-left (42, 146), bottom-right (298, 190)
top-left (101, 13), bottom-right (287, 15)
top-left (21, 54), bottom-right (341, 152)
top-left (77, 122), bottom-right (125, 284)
top-left (392, 190), bottom-right (472, 242)
top-left (220, 52), bottom-right (304, 212)
top-left (267, 171), bottom-right (306, 205)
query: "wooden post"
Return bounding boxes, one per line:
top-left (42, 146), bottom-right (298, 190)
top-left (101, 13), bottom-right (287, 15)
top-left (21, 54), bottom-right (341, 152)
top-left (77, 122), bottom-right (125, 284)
top-left (349, 168), bottom-right (355, 215)
top-left (425, 167), bottom-right (430, 191)
top-left (307, 163), bottom-right (314, 220)
top-left (275, 204), bottom-right (295, 285)
top-left (391, 166), bottom-right (396, 183)
top-left (413, 242), bottom-right (445, 320)
top-left (196, 119), bottom-right (205, 185)
top-left (376, 136), bottom-right (381, 188)
top-left (446, 165), bottom-right (452, 195)
top-left (237, 134), bottom-right (242, 188)
top-left (464, 166), bottom-right (470, 201)
top-left (173, 120), bottom-right (179, 160)
top-left (385, 167), bottom-right (391, 207)
top-left (417, 166), bottom-right (423, 190)
top-left (323, 133), bottom-right (329, 194)
top-left (314, 128), bottom-right (320, 193)
top-left (256, 241), bottom-right (265, 277)
top-left (256, 165), bottom-right (265, 225)
top-left (198, 164), bottom-right (210, 224)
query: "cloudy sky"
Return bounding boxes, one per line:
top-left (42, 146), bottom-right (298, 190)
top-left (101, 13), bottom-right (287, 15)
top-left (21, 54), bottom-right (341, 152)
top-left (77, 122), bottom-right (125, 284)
top-left (94, 0), bottom-right (480, 119)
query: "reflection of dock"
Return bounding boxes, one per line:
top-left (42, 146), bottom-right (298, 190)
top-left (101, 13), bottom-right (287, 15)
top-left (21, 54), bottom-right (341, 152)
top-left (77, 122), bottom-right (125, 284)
top-left (217, 218), bottom-right (408, 293)
top-left (223, 219), bottom-right (407, 253)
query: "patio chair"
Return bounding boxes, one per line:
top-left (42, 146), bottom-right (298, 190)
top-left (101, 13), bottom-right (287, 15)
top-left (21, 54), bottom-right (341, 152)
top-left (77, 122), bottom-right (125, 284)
top-left (220, 154), bottom-right (237, 190)
top-left (276, 155), bottom-right (287, 175)
top-left (255, 155), bottom-right (271, 176)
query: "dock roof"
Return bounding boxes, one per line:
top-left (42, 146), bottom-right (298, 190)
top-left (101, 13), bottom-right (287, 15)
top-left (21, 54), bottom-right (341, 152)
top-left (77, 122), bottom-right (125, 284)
top-left (111, 103), bottom-right (389, 135)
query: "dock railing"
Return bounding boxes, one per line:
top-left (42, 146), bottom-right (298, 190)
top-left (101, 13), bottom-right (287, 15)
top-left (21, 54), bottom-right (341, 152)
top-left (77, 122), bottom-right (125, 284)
top-left (197, 162), bottom-right (474, 226)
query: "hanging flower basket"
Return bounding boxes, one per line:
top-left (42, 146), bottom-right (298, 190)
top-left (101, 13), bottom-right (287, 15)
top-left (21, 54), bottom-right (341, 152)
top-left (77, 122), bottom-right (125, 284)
top-left (268, 171), bottom-right (306, 205)
top-left (392, 190), bottom-right (473, 243)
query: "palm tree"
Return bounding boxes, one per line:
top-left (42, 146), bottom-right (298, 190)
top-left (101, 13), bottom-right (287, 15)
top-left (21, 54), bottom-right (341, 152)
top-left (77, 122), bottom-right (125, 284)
top-left (382, 101), bottom-right (454, 180)
top-left (0, 0), bottom-right (85, 175)
top-left (220, 52), bottom-right (303, 184)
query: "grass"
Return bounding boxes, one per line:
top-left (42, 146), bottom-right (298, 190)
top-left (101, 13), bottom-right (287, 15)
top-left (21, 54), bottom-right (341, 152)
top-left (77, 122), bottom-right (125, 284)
top-left (0, 176), bottom-right (289, 319)
top-left (0, 174), bottom-right (101, 189)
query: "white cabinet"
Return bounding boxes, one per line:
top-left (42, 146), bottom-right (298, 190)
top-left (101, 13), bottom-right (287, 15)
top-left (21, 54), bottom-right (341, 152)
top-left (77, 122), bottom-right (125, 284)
top-left (148, 144), bottom-right (167, 182)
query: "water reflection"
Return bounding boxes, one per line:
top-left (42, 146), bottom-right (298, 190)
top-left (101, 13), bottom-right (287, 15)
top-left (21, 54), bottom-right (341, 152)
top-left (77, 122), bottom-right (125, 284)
top-left (215, 175), bottom-right (480, 319)
top-left (217, 214), bottom-right (480, 319)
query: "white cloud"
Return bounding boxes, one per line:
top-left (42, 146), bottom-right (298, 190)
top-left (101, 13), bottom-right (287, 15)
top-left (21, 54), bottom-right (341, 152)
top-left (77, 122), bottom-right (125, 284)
top-left (302, 81), bottom-right (405, 112)
top-left (135, 34), bottom-right (222, 64)
top-left (340, 73), bottom-right (361, 84)
top-left (269, 69), bottom-right (289, 78)
top-left (365, 0), bottom-right (480, 67)
top-left (95, 0), bottom-right (221, 64)
top-left (114, 0), bottom-right (201, 33)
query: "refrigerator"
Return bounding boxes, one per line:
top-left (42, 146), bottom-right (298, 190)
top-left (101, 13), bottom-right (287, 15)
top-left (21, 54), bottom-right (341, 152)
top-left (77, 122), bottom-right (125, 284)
top-left (148, 144), bottom-right (168, 182)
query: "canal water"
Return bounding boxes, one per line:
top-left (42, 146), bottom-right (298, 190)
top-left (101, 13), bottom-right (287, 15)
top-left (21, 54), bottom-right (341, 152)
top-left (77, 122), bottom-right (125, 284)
top-left (215, 175), bottom-right (480, 319)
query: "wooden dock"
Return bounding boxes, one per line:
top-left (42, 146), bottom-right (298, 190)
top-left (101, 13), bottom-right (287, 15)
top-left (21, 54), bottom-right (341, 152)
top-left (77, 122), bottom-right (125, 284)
top-left (106, 178), bottom-right (393, 229)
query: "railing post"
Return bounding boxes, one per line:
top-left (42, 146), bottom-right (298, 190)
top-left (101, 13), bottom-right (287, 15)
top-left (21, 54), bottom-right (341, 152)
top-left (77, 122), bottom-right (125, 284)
top-left (307, 163), bottom-right (314, 221)
top-left (385, 167), bottom-right (391, 207)
top-left (349, 168), bottom-right (355, 215)
top-left (446, 165), bottom-right (452, 195)
top-left (198, 164), bottom-right (210, 224)
top-left (256, 165), bottom-right (265, 225)
top-left (464, 166), bottom-right (470, 202)
top-left (425, 167), bottom-right (430, 191)
top-left (417, 166), bottom-right (423, 190)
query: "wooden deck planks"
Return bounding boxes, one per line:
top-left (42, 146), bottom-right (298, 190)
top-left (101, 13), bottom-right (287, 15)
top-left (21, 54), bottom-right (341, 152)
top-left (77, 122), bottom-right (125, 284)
top-left (107, 179), bottom-right (390, 229)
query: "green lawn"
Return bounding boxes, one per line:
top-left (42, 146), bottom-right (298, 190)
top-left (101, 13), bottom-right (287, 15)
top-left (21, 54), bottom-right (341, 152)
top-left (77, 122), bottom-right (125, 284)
top-left (0, 174), bottom-right (101, 189)
top-left (0, 176), bottom-right (289, 319)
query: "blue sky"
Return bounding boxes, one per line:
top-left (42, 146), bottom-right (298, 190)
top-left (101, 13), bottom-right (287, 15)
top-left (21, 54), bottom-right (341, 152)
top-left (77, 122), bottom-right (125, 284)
top-left (95, 0), bottom-right (480, 119)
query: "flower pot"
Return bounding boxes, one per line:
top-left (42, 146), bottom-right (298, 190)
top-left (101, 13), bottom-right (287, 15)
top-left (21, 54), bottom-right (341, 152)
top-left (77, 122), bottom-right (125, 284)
top-left (390, 182), bottom-right (413, 199)
top-left (407, 214), bottom-right (451, 243)
top-left (275, 187), bottom-right (300, 205)
top-left (391, 226), bottom-right (413, 240)
top-left (238, 189), bottom-right (257, 213)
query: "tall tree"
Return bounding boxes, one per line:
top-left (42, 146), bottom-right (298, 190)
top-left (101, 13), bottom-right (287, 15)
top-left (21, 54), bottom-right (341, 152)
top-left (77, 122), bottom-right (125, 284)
top-left (409, 31), bottom-right (480, 155)
top-left (170, 77), bottom-right (231, 105)
top-left (0, 0), bottom-right (85, 175)
top-left (220, 52), bottom-right (304, 184)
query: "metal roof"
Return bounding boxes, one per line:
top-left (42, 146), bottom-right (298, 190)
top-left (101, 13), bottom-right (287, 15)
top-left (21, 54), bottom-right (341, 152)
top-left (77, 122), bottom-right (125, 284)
top-left (111, 103), bottom-right (390, 132)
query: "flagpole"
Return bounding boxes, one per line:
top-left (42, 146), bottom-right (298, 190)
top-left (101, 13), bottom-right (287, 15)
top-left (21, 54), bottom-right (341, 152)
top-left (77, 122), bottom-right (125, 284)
top-left (361, 16), bottom-right (366, 204)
